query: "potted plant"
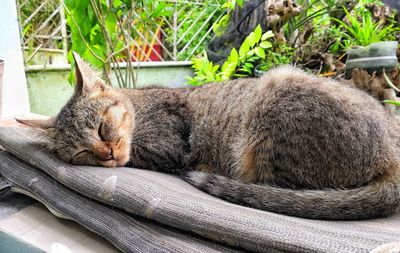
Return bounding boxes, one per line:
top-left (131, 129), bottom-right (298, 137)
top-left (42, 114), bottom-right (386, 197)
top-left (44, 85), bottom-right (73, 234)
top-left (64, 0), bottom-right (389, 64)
top-left (331, 7), bottom-right (399, 74)
top-left (64, 0), bottom-right (172, 88)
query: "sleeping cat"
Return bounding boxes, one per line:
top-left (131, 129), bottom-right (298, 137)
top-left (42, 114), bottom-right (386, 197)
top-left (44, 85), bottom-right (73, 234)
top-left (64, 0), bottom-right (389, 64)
top-left (20, 52), bottom-right (400, 220)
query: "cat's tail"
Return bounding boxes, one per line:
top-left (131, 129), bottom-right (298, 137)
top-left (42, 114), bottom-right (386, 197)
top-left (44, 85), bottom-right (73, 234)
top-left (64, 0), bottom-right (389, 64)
top-left (183, 166), bottom-right (400, 220)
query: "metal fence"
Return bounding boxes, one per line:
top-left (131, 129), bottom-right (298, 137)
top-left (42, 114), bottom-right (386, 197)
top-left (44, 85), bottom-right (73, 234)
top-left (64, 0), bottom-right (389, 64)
top-left (17, 0), bottom-right (224, 66)
top-left (17, 0), bottom-right (68, 65)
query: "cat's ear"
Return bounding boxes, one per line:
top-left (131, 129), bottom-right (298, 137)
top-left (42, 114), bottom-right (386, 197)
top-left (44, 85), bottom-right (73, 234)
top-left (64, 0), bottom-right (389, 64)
top-left (72, 52), bottom-right (106, 95)
top-left (15, 117), bottom-right (55, 130)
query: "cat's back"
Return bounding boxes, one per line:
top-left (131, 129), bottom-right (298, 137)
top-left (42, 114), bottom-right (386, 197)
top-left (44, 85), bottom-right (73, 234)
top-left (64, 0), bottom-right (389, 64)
top-left (186, 66), bottom-right (398, 184)
top-left (186, 65), bottom-right (392, 130)
top-left (251, 65), bottom-right (392, 130)
top-left (244, 66), bottom-right (397, 188)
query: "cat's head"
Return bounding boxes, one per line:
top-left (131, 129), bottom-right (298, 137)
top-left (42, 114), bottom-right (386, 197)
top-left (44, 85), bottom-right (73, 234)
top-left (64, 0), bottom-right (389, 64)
top-left (19, 52), bottom-right (134, 167)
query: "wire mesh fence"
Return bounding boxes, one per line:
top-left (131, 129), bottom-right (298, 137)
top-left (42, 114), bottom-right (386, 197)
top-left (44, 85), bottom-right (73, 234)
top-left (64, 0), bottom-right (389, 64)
top-left (17, 0), bottom-right (225, 67)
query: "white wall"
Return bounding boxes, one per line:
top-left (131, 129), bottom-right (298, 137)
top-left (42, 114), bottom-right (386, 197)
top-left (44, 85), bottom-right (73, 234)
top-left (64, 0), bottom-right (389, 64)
top-left (0, 0), bottom-right (30, 118)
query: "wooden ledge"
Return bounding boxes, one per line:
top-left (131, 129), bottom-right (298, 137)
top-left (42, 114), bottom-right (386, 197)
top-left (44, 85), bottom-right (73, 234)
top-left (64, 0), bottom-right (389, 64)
top-left (0, 114), bottom-right (49, 127)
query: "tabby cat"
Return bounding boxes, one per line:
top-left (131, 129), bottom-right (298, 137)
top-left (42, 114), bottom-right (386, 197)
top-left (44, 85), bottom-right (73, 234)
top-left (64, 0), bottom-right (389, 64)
top-left (20, 52), bottom-right (400, 220)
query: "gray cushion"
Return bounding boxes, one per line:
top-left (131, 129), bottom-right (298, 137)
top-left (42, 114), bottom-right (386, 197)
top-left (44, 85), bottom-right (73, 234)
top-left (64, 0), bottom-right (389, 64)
top-left (0, 127), bottom-right (399, 253)
top-left (0, 151), bottom-right (241, 253)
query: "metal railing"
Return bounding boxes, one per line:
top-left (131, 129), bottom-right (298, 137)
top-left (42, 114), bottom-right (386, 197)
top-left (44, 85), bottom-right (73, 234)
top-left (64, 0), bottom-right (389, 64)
top-left (18, 0), bottom-right (68, 65)
top-left (17, 0), bottom-right (224, 67)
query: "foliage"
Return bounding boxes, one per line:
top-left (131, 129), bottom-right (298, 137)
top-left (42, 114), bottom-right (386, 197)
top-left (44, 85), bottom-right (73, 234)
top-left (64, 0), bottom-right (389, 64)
top-left (332, 7), bottom-right (400, 50)
top-left (232, 27), bottom-right (274, 78)
top-left (187, 0), bottom-right (400, 87)
top-left (383, 100), bottom-right (400, 106)
top-left (18, 0), bottom-right (61, 49)
top-left (64, 0), bottom-right (172, 87)
top-left (256, 45), bottom-right (295, 72)
top-left (212, 0), bottom-right (244, 36)
top-left (285, 0), bottom-right (333, 38)
top-left (186, 53), bottom-right (220, 86)
top-left (187, 25), bottom-right (277, 85)
top-left (278, 0), bottom-right (400, 71)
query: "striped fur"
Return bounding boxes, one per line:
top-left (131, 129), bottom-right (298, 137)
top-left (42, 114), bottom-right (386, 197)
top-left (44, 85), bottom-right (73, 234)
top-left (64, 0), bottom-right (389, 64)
top-left (28, 54), bottom-right (400, 220)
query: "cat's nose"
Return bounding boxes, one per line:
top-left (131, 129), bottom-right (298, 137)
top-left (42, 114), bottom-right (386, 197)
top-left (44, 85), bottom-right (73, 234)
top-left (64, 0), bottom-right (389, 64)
top-left (95, 147), bottom-right (113, 161)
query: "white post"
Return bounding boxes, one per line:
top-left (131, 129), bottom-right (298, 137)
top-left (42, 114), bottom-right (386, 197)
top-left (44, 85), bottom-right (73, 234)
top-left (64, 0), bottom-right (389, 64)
top-left (0, 0), bottom-right (30, 118)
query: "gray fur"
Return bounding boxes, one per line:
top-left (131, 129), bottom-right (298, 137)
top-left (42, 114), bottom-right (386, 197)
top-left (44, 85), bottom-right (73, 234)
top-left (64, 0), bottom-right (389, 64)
top-left (41, 58), bottom-right (400, 220)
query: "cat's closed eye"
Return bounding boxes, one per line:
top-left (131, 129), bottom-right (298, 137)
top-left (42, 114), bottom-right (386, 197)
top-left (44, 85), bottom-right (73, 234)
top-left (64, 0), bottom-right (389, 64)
top-left (70, 149), bottom-right (93, 163)
top-left (98, 122), bottom-right (106, 141)
top-left (116, 137), bottom-right (122, 145)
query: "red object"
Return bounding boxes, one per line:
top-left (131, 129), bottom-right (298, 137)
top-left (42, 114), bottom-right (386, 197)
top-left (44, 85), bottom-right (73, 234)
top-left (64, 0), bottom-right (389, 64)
top-left (132, 30), bottom-right (163, 62)
top-left (149, 40), bottom-right (162, 61)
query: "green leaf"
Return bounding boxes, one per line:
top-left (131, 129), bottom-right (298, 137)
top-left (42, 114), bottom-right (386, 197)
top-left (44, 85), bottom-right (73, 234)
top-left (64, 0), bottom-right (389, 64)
top-left (246, 50), bottom-right (255, 57)
top-left (68, 69), bottom-right (76, 85)
top-left (68, 0), bottom-right (89, 11)
top-left (90, 24), bottom-right (103, 43)
top-left (105, 13), bottom-right (117, 36)
top-left (83, 46), bottom-right (105, 69)
top-left (121, 0), bottom-right (132, 5)
top-left (247, 56), bottom-right (259, 62)
top-left (150, 2), bottom-right (173, 18)
top-left (22, 23), bottom-right (32, 37)
top-left (220, 48), bottom-right (238, 80)
top-left (261, 30), bottom-right (274, 41)
top-left (230, 48), bottom-right (239, 64)
top-left (254, 24), bottom-right (262, 43)
top-left (239, 41), bottom-right (250, 58)
top-left (260, 41), bottom-right (272, 49)
top-left (213, 15), bottom-right (229, 35)
top-left (87, 5), bottom-right (95, 23)
top-left (75, 14), bottom-right (91, 36)
top-left (254, 47), bottom-right (265, 58)
top-left (244, 62), bottom-right (254, 68)
top-left (234, 73), bottom-right (248, 77)
top-left (383, 100), bottom-right (400, 106)
top-left (70, 32), bottom-right (87, 54)
top-left (246, 32), bottom-right (256, 47)
top-left (238, 68), bottom-right (252, 74)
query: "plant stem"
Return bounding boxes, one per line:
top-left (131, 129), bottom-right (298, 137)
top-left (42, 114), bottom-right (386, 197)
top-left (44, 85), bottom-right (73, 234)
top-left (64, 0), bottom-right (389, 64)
top-left (89, 0), bottom-right (113, 85)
